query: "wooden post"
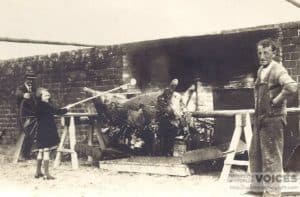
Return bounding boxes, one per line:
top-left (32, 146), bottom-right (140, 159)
top-left (87, 120), bottom-right (94, 163)
top-left (244, 113), bottom-right (253, 173)
top-left (195, 79), bottom-right (201, 111)
top-left (12, 132), bottom-right (25, 163)
top-left (69, 116), bottom-right (79, 169)
top-left (54, 117), bottom-right (68, 168)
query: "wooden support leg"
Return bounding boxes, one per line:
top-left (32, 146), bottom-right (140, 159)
top-left (244, 113), bottom-right (253, 152)
top-left (69, 116), bottom-right (79, 169)
top-left (87, 120), bottom-right (94, 163)
top-left (54, 117), bottom-right (68, 168)
top-left (244, 113), bottom-right (253, 173)
top-left (219, 114), bottom-right (243, 181)
top-left (12, 132), bottom-right (25, 163)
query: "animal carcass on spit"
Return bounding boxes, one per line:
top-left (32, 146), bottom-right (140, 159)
top-left (85, 79), bottom-right (190, 156)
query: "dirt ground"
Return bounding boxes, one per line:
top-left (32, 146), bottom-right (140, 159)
top-left (0, 145), bottom-right (298, 197)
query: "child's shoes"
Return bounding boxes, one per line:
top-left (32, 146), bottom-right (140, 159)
top-left (34, 173), bottom-right (44, 179)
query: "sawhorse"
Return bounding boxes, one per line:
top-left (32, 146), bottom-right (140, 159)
top-left (53, 113), bottom-right (105, 169)
top-left (219, 113), bottom-right (253, 181)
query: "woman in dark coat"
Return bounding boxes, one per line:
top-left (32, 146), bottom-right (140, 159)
top-left (35, 88), bottom-right (69, 180)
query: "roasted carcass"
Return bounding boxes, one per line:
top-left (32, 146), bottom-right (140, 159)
top-left (85, 79), bottom-right (214, 156)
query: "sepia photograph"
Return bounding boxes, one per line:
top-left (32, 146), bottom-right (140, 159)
top-left (0, 0), bottom-right (300, 196)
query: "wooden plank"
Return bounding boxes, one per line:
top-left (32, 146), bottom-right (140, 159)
top-left (55, 107), bottom-right (300, 119)
top-left (227, 160), bottom-right (249, 166)
top-left (192, 109), bottom-right (254, 117)
top-left (12, 132), bottom-right (25, 163)
top-left (99, 156), bottom-right (191, 177)
top-left (100, 162), bottom-right (191, 177)
top-left (108, 156), bottom-right (183, 164)
top-left (57, 148), bottom-right (75, 153)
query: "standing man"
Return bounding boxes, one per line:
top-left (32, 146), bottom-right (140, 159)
top-left (249, 39), bottom-right (297, 196)
top-left (15, 71), bottom-right (37, 160)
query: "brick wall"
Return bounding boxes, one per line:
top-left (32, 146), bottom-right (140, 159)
top-left (281, 22), bottom-right (300, 132)
top-left (279, 22), bottom-right (300, 151)
top-left (0, 46), bottom-right (124, 144)
top-left (281, 23), bottom-right (300, 84)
